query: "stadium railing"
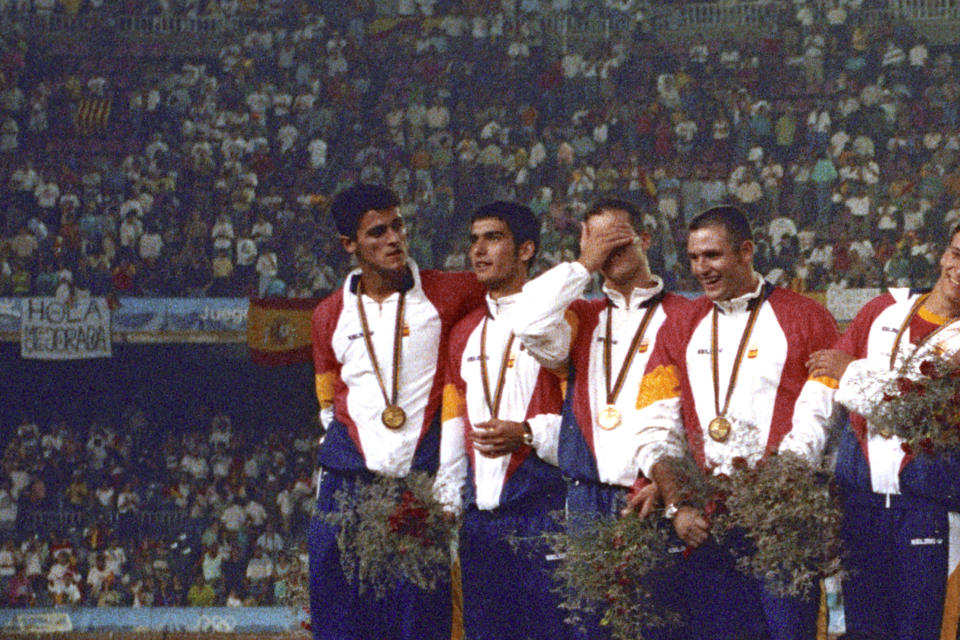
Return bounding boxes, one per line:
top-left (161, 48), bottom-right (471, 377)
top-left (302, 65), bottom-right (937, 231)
top-left (0, 11), bottom-right (238, 34)
top-left (19, 509), bottom-right (190, 537)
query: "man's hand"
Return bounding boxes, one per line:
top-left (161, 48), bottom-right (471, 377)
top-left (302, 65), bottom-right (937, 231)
top-left (471, 419), bottom-right (527, 458)
top-left (806, 348), bottom-right (855, 381)
top-left (940, 329), bottom-right (960, 370)
top-left (673, 506), bottom-right (710, 548)
top-left (622, 481), bottom-right (660, 519)
top-left (576, 220), bottom-right (636, 273)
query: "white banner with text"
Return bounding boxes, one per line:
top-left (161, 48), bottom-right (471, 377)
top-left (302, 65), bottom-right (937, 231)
top-left (20, 297), bottom-right (112, 360)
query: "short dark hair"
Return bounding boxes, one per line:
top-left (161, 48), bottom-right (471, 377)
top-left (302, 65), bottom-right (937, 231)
top-left (471, 201), bottom-right (541, 256)
top-left (330, 183), bottom-right (400, 239)
top-left (689, 204), bottom-right (753, 247)
top-left (584, 198), bottom-right (647, 234)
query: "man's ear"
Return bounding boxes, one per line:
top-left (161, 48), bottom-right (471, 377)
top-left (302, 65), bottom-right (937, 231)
top-left (638, 231), bottom-right (652, 252)
top-left (738, 239), bottom-right (756, 264)
top-left (339, 234), bottom-right (355, 256)
top-left (517, 239), bottom-right (536, 265)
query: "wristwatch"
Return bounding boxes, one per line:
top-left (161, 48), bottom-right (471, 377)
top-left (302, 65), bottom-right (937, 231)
top-left (521, 421), bottom-right (534, 447)
top-left (663, 502), bottom-right (683, 520)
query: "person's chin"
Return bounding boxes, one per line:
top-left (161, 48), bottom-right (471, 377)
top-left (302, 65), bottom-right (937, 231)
top-left (699, 281), bottom-right (725, 301)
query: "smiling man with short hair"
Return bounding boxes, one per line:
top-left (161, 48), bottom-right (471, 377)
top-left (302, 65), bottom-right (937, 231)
top-left (807, 223), bottom-right (960, 640)
top-left (635, 204), bottom-right (839, 640)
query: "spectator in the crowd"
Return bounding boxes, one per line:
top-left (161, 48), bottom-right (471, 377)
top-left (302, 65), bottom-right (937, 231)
top-left (201, 541), bottom-right (226, 593)
top-left (186, 572), bottom-right (215, 607)
top-left (85, 553), bottom-right (114, 603)
top-left (6, 565), bottom-right (36, 607)
top-left (221, 544), bottom-right (246, 603)
top-left (0, 479), bottom-right (17, 531)
top-left (0, 540), bottom-right (17, 595)
top-left (244, 545), bottom-right (273, 604)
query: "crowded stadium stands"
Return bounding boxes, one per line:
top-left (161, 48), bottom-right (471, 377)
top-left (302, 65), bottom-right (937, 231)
top-left (0, 405), bottom-right (316, 607)
top-left (1, 0), bottom-right (957, 301)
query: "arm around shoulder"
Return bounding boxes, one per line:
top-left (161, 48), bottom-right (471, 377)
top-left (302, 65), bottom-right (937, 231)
top-left (507, 261), bottom-right (591, 370)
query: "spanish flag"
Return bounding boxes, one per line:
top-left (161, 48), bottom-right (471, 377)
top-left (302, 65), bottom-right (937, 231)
top-left (247, 297), bottom-right (321, 366)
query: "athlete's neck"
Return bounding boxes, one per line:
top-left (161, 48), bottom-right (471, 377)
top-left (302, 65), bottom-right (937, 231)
top-left (488, 278), bottom-right (526, 300)
top-left (359, 268), bottom-right (410, 303)
top-left (605, 269), bottom-right (658, 302)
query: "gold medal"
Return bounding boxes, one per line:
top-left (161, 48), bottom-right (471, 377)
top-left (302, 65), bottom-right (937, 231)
top-left (708, 416), bottom-right (731, 442)
top-left (381, 405), bottom-right (407, 430)
top-left (708, 293), bottom-right (765, 447)
top-left (597, 405), bottom-right (622, 430)
top-left (356, 281), bottom-right (408, 431)
top-left (599, 296), bottom-right (661, 433)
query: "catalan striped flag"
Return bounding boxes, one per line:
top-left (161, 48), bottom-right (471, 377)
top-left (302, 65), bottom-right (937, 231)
top-left (247, 297), bottom-right (321, 366)
top-left (74, 97), bottom-right (112, 135)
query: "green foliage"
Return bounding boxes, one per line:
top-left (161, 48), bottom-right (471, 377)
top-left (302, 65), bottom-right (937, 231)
top-left (534, 510), bottom-right (681, 640)
top-left (322, 472), bottom-right (455, 599)
top-left (708, 451), bottom-right (845, 597)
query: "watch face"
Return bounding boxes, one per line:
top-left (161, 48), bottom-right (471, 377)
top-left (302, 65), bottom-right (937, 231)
top-left (522, 423), bottom-right (534, 446)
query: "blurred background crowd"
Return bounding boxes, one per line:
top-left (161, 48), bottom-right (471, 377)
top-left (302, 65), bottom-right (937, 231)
top-left (0, 404), bottom-right (317, 607)
top-left (1, 0), bottom-right (957, 301)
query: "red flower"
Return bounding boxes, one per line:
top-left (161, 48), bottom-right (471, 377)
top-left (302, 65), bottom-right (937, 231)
top-left (919, 437), bottom-right (935, 455)
top-left (731, 456), bottom-right (749, 471)
top-left (611, 534), bottom-right (625, 549)
top-left (388, 492), bottom-right (430, 539)
top-left (882, 393), bottom-right (895, 402)
top-left (896, 377), bottom-right (915, 394)
top-left (919, 360), bottom-right (941, 379)
top-left (901, 442), bottom-right (914, 456)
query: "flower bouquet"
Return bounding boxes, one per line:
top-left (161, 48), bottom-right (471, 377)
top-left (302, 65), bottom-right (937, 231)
top-left (870, 358), bottom-right (960, 455)
top-left (540, 508), bottom-right (681, 640)
top-left (707, 452), bottom-right (845, 597)
top-left (323, 472), bottom-right (455, 598)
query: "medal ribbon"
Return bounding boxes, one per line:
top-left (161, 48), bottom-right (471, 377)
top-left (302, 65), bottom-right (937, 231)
top-left (479, 315), bottom-right (516, 420)
top-left (888, 293), bottom-right (958, 371)
top-left (356, 280), bottom-right (406, 414)
top-left (711, 291), bottom-right (765, 422)
top-left (604, 294), bottom-right (661, 407)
